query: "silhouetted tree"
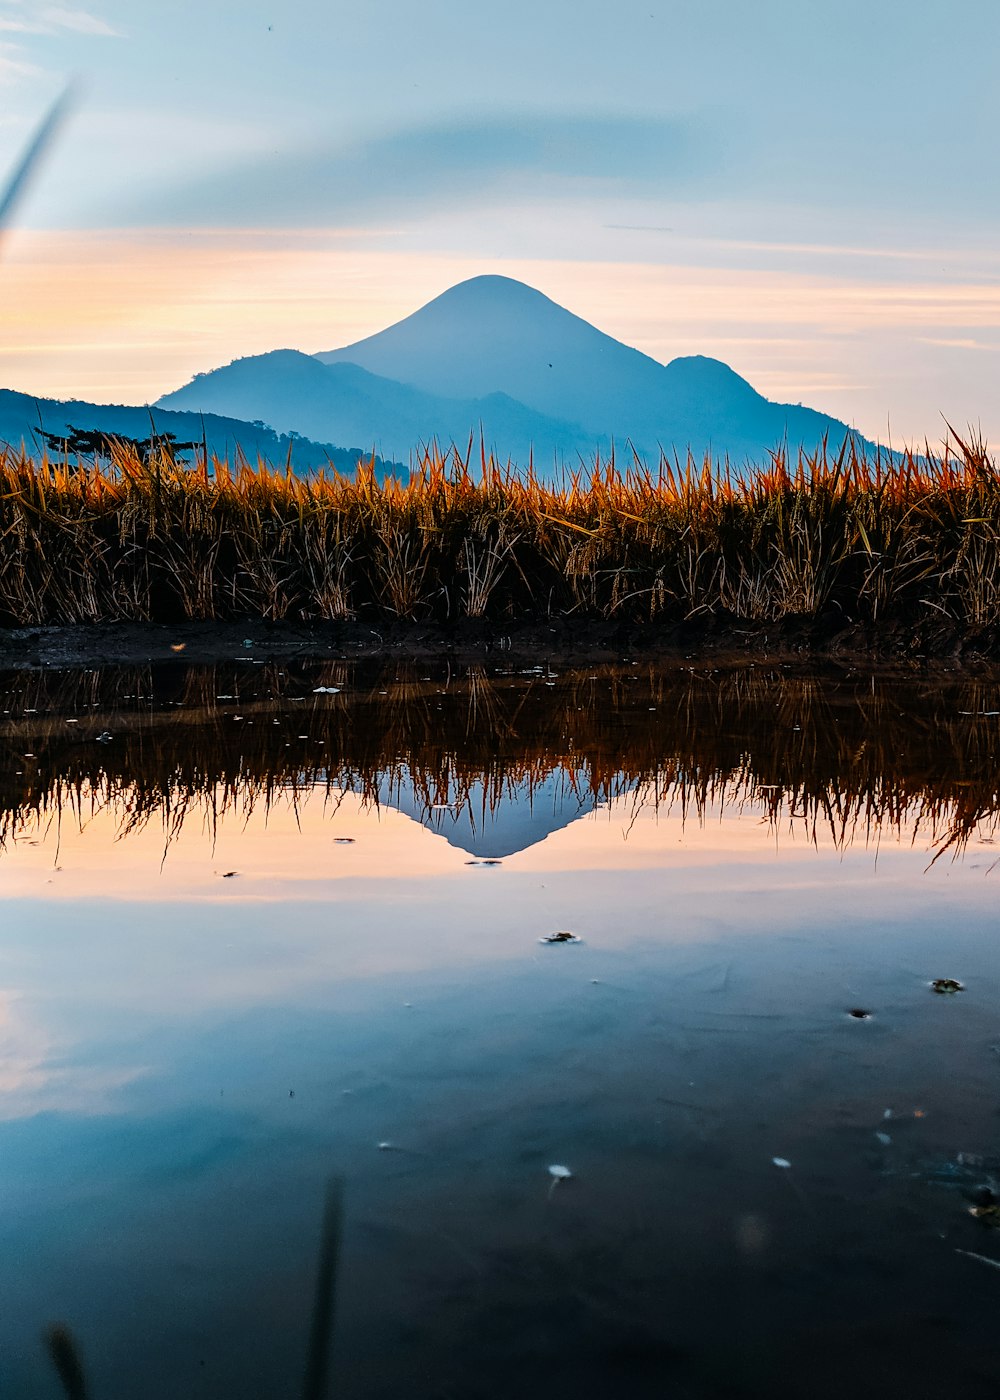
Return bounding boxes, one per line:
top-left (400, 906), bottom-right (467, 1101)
top-left (35, 425), bottom-right (197, 467)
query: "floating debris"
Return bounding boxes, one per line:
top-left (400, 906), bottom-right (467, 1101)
top-left (970, 1204), bottom-right (1000, 1228)
top-left (219, 871), bottom-right (239, 879)
top-left (772, 1157), bottom-right (792, 1170)
top-left (548, 1164), bottom-right (573, 1184)
top-left (931, 978), bottom-right (965, 994)
top-left (312, 686), bottom-right (341, 694)
top-left (94, 731), bottom-right (113, 744)
top-left (170, 642), bottom-right (186, 652)
top-left (333, 838), bottom-right (355, 845)
top-left (848, 1008), bottom-right (872, 1020)
top-left (539, 931), bottom-right (582, 945)
top-left (465, 859), bottom-right (502, 867)
top-left (377, 1141), bottom-right (396, 1152)
top-left (875, 1131), bottom-right (893, 1147)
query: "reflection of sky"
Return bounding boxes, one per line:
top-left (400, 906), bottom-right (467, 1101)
top-left (1, 776), bottom-right (996, 1120)
top-left (2, 774), bottom-right (1000, 1396)
top-left (2, 771), bottom-right (992, 903)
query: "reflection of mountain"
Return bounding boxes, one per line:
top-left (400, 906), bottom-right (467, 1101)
top-left (377, 768), bottom-right (617, 858)
top-left (158, 276), bottom-right (870, 470)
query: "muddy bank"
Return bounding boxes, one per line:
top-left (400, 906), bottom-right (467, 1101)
top-left (0, 612), bottom-right (997, 673)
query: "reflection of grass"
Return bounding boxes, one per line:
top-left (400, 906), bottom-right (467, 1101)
top-left (1, 431), bottom-right (1000, 631)
top-left (2, 662), bottom-right (999, 860)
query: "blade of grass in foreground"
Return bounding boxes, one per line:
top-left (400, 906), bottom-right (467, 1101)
top-left (42, 1324), bottom-right (89, 1400)
top-left (301, 1177), bottom-right (346, 1400)
top-left (0, 87), bottom-right (75, 237)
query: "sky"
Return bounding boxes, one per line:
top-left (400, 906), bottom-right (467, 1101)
top-left (0, 0), bottom-right (998, 444)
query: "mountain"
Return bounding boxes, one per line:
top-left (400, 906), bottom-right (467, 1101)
top-left (0, 389), bottom-right (404, 477)
top-left (156, 349), bottom-right (604, 468)
top-left (154, 275), bottom-right (871, 470)
top-left (315, 275), bottom-right (866, 464)
top-left (318, 275), bottom-right (672, 431)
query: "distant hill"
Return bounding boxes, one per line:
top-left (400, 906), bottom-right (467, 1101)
top-left (157, 348), bottom-right (605, 469)
top-left (157, 275), bottom-right (871, 471)
top-left (0, 389), bottom-right (404, 477)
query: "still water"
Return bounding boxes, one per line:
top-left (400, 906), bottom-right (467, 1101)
top-left (1, 661), bottom-right (999, 1398)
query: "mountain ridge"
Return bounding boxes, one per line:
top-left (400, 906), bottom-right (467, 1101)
top-left (158, 347), bottom-right (604, 467)
top-left (314, 274), bottom-right (863, 461)
top-left (159, 275), bottom-right (868, 469)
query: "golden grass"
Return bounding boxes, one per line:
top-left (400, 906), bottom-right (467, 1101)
top-left (0, 432), bottom-right (998, 627)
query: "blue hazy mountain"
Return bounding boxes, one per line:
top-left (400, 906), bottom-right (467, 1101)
top-left (0, 388), bottom-right (403, 476)
top-left (315, 275), bottom-right (868, 464)
top-left (157, 349), bottom-right (604, 468)
top-left (159, 275), bottom-right (868, 469)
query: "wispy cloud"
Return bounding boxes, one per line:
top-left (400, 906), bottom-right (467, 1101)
top-left (0, 41), bottom-right (40, 79)
top-left (0, 3), bottom-right (121, 39)
top-left (0, 3), bottom-right (118, 98)
top-left (38, 5), bottom-right (121, 37)
top-left (132, 111), bottom-right (710, 228)
top-left (917, 337), bottom-right (1000, 352)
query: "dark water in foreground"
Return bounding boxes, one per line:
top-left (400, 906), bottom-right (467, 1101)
top-left (1, 661), bottom-right (1000, 1399)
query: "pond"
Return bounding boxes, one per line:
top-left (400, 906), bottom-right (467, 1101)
top-left (1, 660), bottom-right (999, 1399)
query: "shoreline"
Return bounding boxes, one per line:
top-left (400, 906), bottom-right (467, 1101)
top-left (0, 616), bottom-right (997, 674)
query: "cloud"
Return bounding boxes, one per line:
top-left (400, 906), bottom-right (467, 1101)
top-left (0, 40), bottom-right (40, 83)
top-left (39, 5), bottom-right (121, 37)
top-left (130, 110), bottom-right (711, 228)
top-left (0, 2), bottom-right (118, 94)
top-left (0, 3), bottom-right (120, 38)
top-left (917, 337), bottom-right (1000, 352)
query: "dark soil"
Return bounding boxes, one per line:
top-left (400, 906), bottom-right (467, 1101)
top-left (0, 611), bottom-right (997, 673)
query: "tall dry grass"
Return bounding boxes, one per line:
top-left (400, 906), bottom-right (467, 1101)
top-left (0, 433), bottom-right (998, 628)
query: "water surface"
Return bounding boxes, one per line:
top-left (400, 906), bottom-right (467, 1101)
top-left (1, 662), bottom-right (999, 1398)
